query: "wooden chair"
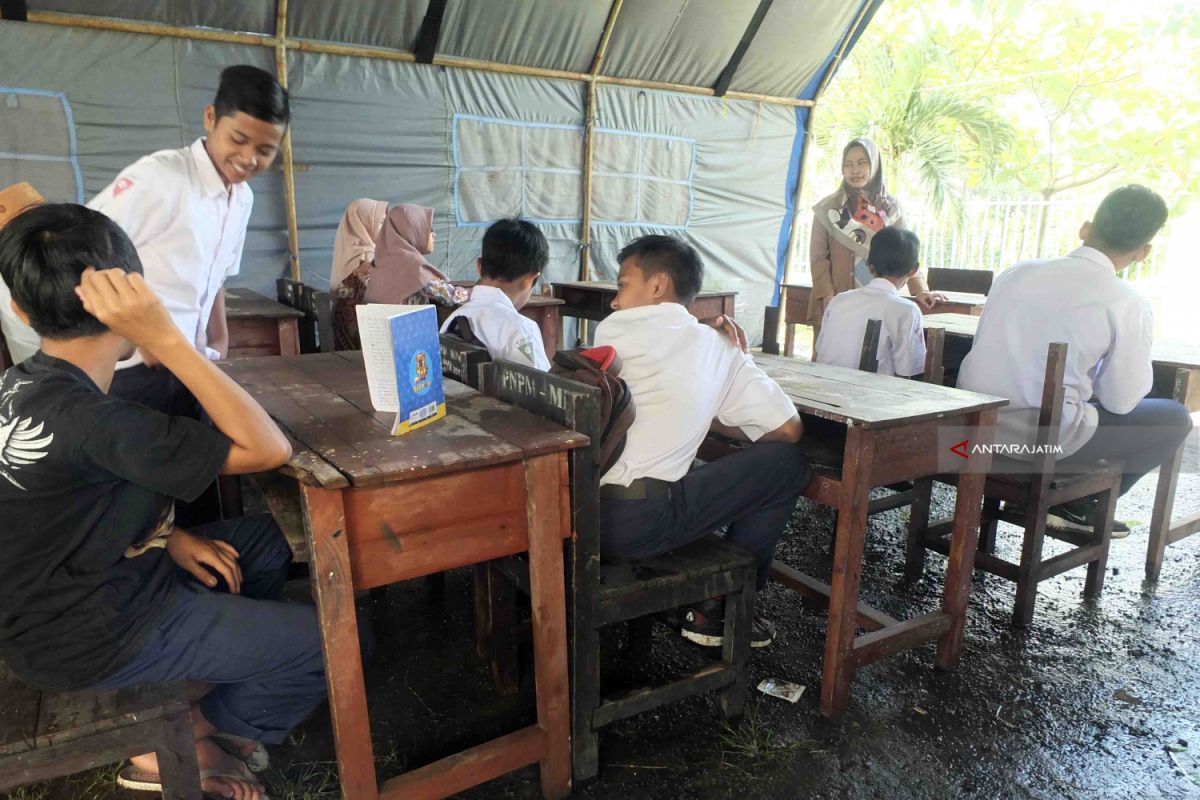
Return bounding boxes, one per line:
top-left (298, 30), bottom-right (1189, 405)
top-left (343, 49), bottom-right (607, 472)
top-left (0, 663), bottom-right (200, 799)
top-left (857, 318), bottom-right (883, 373)
top-left (905, 343), bottom-right (1122, 626)
top-left (275, 277), bottom-right (333, 353)
top-left (439, 332), bottom-right (491, 389)
top-left (479, 360), bottom-right (757, 783)
top-left (928, 267), bottom-right (993, 296)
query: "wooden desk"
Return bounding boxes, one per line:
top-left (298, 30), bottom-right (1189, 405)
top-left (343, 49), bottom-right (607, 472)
top-left (751, 353), bottom-right (1005, 716)
top-left (779, 282), bottom-right (985, 356)
top-left (552, 281), bottom-right (736, 323)
top-left (442, 283), bottom-right (563, 361)
top-left (224, 287), bottom-right (304, 358)
top-left (922, 312), bottom-right (1200, 580)
top-left (221, 353), bottom-right (586, 800)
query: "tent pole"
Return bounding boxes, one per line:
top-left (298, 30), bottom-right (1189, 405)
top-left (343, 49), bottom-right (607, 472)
top-left (579, 0), bottom-right (625, 284)
top-left (274, 0), bottom-right (301, 282)
top-left (26, 11), bottom-right (278, 47)
top-left (813, 1), bottom-right (875, 101)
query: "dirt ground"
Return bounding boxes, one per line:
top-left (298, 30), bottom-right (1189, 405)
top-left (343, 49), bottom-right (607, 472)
top-left (10, 433), bottom-right (1199, 800)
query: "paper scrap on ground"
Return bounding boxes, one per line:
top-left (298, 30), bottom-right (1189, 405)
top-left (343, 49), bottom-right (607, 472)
top-left (757, 678), bottom-right (805, 703)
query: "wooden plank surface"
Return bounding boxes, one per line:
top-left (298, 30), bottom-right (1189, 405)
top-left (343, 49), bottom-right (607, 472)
top-left (753, 353), bottom-right (1006, 429)
top-left (221, 353), bottom-right (584, 488)
top-left (225, 287), bottom-right (305, 319)
top-left (33, 683), bottom-right (187, 748)
top-left (0, 668), bottom-right (41, 756)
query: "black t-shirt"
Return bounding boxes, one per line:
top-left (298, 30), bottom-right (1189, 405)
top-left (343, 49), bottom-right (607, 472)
top-left (0, 353), bottom-right (231, 689)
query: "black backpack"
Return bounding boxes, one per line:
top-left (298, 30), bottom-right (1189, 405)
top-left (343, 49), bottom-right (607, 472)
top-left (550, 348), bottom-right (635, 477)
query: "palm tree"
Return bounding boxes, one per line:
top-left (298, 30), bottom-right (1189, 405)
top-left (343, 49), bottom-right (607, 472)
top-left (819, 40), bottom-right (1014, 215)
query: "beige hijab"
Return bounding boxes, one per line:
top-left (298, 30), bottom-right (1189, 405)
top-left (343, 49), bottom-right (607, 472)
top-left (362, 204), bottom-right (448, 304)
top-left (812, 138), bottom-right (903, 263)
top-left (330, 198), bottom-right (388, 288)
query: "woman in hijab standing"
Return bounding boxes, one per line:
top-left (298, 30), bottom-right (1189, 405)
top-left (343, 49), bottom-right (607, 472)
top-left (331, 201), bottom-right (464, 350)
top-left (807, 138), bottom-right (944, 347)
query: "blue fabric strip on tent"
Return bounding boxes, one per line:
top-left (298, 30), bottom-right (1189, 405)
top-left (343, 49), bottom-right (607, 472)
top-left (770, 0), bottom-right (884, 307)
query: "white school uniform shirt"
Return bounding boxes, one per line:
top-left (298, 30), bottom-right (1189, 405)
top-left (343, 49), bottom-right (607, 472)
top-left (957, 246), bottom-right (1153, 458)
top-left (0, 281), bottom-right (40, 364)
top-left (594, 302), bottom-right (797, 487)
top-left (88, 138), bottom-right (253, 366)
top-left (814, 278), bottom-right (926, 377)
top-left (439, 285), bottom-right (551, 371)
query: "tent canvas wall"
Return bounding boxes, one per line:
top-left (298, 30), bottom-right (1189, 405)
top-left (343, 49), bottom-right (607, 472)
top-left (0, 0), bottom-right (882, 343)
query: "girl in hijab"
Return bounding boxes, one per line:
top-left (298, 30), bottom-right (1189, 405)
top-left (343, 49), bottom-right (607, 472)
top-left (807, 138), bottom-right (944, 346)
top-left (331, 201), bottom-right (465, 350)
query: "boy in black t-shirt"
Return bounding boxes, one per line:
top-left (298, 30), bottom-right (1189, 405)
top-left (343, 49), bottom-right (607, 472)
top-left (0, 204), bottom-right (321, 800)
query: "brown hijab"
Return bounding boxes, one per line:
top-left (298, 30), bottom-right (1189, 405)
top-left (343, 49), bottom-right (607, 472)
top-left (362, 204), bottom-right (448, 304)
top-left (329, 198), bottom-right (388, 288)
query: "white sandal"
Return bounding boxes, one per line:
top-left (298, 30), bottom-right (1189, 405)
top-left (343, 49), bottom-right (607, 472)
top-left (117, 762), bottom-right (270, 799)
top-left (211, 731), bottom-right (271, 773)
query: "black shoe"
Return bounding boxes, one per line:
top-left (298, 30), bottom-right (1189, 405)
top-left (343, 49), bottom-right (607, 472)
top-left (680, 600), bottom-right (775, 648)
top-left (1047, 499), bottom-right (1130, 539)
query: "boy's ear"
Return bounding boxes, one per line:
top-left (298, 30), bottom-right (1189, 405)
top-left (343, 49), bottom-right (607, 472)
top-left (10, 297), bottom-right (30, 325)
top-left (907, 262), bottom-right (921, 278)
top-left (651, 271), bottom-right (670, 300)
top-left (522, 271), bottom-right (541, 290)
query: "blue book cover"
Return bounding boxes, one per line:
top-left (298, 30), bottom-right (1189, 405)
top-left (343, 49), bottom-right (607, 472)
top-left (355, 303), bottom-right (446, 435)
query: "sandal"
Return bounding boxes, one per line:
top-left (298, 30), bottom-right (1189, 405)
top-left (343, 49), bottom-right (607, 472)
top-left (117, 762), bottom-right (269, 799)
top-left (211, 731), bottom-right (270, 773)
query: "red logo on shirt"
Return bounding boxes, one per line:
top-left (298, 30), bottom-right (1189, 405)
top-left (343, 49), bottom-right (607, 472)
top-left (113, 177), bottom-right (134, 197)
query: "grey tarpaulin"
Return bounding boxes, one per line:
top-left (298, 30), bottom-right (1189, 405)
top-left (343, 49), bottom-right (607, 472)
top-left (2, 1), bottom-right (880, 344)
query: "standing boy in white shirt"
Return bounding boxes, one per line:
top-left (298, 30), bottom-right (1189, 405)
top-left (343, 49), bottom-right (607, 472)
top-left (90, 64), bottom-right (289, 417)
top-left (440, 218), bottom-right (551, 371)
top-left (594, 236), bottom-right (809, 648)
top-left (815, 227), bottom-right (926, 377)
top-left (958, 185), bottom-right (1192, 535)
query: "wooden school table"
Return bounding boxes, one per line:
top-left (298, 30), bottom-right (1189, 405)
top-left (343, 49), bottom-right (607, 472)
top-left (552, 280), bottom-right (737, 322)
top-left (923, 312), bottom-right (1200, 581)
top-left (778, 281), bottom-right (986, 357)
top-left (444, 282), bottom-right (564, 361)
top-left (750, 353), bottom-right (1006, 716)
top-left (224, 287), bottom-right (304, 358)
top-left (220, 352), bottom-right (586, 800)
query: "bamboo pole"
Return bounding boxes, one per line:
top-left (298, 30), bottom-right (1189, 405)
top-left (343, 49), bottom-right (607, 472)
top-left (274, 0), bottom-right (301, 282)
top-left (579, 0), bottom-right (625, 284)
top-left (289, 38), bottom-right (417, 63)
top-left (812, 1), bottom-right (875, 101)
top-left (26, 10), bottom-right (279, 47)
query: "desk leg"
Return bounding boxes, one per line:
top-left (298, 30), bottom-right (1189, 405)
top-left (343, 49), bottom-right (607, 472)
top-left (300, 485), bottom-right (377, 800)
top-left (278, 318), bottom-right (301, 356)
top-left (821, 427), bottom-right (876, 717)
top-left (937, 409), bottom-right (995, 669)
top-left (1147, 368), bottom-right (1192, 581)
top-left (541, 307), bottom-right (561, 361)
top-left (524, 454), bottom-right (572, 799)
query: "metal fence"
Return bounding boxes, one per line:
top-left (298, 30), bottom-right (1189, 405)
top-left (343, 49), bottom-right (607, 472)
top-left (789, 197), bottom-right (1174, 284)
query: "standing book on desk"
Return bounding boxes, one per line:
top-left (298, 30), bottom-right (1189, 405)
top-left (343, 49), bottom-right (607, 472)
top-left (355, 304), bottom-right (446, 435)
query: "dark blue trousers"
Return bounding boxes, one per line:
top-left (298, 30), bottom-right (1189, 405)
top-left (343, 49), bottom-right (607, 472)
top-left (1062, 399), bottom-right (1193, 495)
top-left (600, 441), bottom-right (811, 589)
top-left (92, 514), bottom-right (328, 745)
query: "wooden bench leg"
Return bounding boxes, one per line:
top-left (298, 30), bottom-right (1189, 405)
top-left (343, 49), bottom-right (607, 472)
top-left (1085, 483), bottom-right (1119, 597)
top-left (719, 570), bottom-right (754, 720)
top-left (487, 563), bottom-right (520, 695)
top-left (625, 616), bottom-right (654, 662)
top-left (156, 706), bottom-right (203, 800)
top-left (1013, 505), bottom-right (1049, 628)
top-left (978, 495), bottom-right (1000, 554)
top-left (783, 323), bottom-right (796, 358)
top-left (571, 625), bottom-right (602, 784)
top-left (904, 479), bottom-right (933, 583)
top-left (1146, 438), bottom-right (1185, 581)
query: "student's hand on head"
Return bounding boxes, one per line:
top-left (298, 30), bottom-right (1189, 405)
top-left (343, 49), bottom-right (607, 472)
top-left (700, 314), bottom-right (749, 353)
top-left (74, 268), bottom-right (182, 352)
top-left (166, 528), bottom-right (243, 594)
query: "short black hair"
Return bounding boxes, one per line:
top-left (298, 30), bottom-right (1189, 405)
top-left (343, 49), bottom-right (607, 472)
top-left (1089, 185), bottom-right (1168, 253)
top-left (480, 218), bottom-right (549, 281)
top-left (0, 203), bottom-right (142, 339)
top-left (617, 235), bottom-right (703, 305)
top-left (868, 227), bottom-right (920, 279)
top-left (213, 65), bottom-right (290, 126)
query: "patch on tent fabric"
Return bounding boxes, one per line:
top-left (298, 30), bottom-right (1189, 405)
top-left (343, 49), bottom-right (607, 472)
top-left (113, 176), bottom-right (134, 197)
top-left (452, 114), bottom-right (695, 230)
top-left (0, 89), bottom-right (84, 204)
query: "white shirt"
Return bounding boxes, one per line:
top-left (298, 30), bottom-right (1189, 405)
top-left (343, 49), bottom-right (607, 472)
top-left (90, 138), bottom-right (253, 366)
top-left (957, 246), bottom-right (1154, 457)
top-left (0, 280), bottom-right (41, 364)
top-left (440, 285), bottom-right (551, 371)
top-left (815, 278), bottom-right (926, 377)
top-left (595, 303), bottom-right (797, 487)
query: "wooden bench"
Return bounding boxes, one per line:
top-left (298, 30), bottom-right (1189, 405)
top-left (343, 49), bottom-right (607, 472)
top-left (906, 343), bottom-right (1122, 627)
top-left (0, 664), bottom-right (200, 798)
top-left (478, 360), bottom-right (757, 783)
top-left (928, 267), bottom-right (993, 296)
top-left (276, 277), bottom-right (333, 354)
top-left (225, 287), bottom-right (305, 358)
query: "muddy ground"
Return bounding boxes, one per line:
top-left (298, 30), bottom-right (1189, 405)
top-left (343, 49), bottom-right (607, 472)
top-left (11, 436), bottom-right (1199, 800)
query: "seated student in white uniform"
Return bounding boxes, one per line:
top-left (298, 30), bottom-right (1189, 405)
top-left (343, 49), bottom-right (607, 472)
top-left (594, 235), bottom-right (811, 649)
top-left (440, 218), bottom-right (551, 371)
top-left (0, 182), bottom-right (47, 365)
top-left (958, 185), bottom-right (1192, 537)
top-left (815, 227), bottom-right (926, 378)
